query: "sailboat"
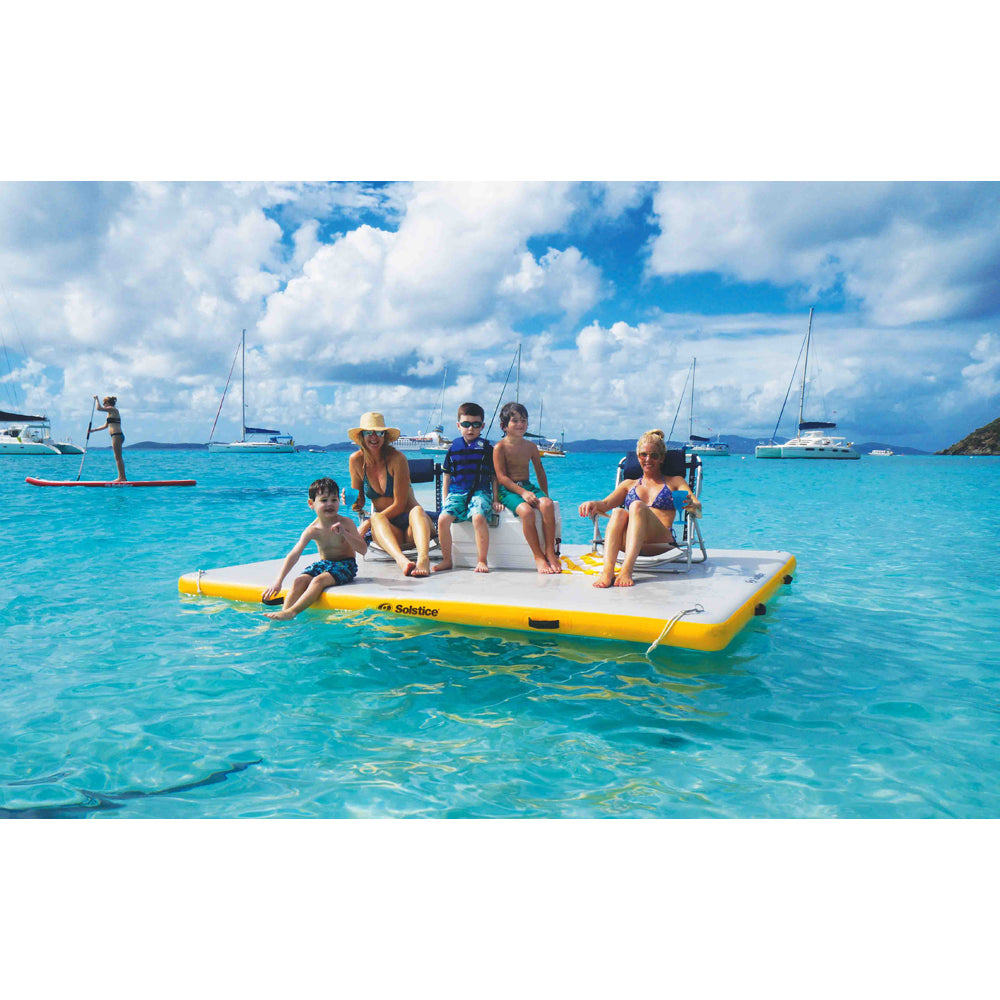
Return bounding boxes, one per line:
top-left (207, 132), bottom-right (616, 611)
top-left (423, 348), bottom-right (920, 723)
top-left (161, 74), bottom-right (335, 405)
top-left (755, 309), bottom-right (859, 460)
top-left (684, 358), bottom-right (729, 457)
top-left (534, 398), bottom-right (566, 457)
top-left (511, 342), bottom-right (568, 456)
top-left (207, 330), bottom-right (295, 453)
top-left (396, 367), bottom-right (451, 453)
top-left (665, 357), bottom-right (730, 457)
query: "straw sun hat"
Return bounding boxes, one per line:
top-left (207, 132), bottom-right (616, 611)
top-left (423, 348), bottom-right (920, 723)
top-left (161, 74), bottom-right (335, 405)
top-left (348, 411), bottom-right (400, 447)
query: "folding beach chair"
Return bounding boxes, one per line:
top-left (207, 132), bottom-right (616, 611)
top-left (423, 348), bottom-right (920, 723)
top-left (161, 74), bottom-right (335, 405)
top-left (590, 448), bottom-right (707, 573)
top-left (359, 457), bottom-right (442, 562)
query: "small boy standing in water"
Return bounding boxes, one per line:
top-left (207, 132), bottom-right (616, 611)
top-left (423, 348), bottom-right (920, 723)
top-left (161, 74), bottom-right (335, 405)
top-left (433, 402), bottom-right (503, 573)
top-left (262, 477), bottom-right (367, 620)
top-left (492, 402), bottom-right (560, 574)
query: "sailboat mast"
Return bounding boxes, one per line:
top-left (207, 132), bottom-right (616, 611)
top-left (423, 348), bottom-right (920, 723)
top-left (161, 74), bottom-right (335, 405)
top-left (690, 357), bottom-right (696, 440)
top-left (241, 329), bottom-right (246, 443)
top-left (424, 366), bottom-right (448, 434)
top-left (515, 342), bottom-right (521, 402)
top-left (797, 308), bottom-right (813, 429)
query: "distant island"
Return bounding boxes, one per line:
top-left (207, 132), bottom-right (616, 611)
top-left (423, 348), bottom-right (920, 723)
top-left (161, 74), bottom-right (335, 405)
top-left (937, 417), bottom-right (1000, 456)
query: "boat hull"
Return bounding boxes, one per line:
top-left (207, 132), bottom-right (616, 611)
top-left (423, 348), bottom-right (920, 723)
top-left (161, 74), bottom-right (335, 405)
top-left (207, 442), bottom-right (296, 453)
top-left (397, 432), bottom-right (450, 453)
top-left (0, 440), bottom-right (62, 454)
top-left (755, 445), bottom-right (859, 459)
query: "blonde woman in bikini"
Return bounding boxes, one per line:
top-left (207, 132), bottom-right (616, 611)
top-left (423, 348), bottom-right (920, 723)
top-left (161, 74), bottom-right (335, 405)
top-left (578, 429), bottom-right (701, 588)
top-left (93, 394), bottom-right (127, 482)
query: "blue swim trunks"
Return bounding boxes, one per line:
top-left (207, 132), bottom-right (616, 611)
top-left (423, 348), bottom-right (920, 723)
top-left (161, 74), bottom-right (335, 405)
top-left (441, 489), bottom-right (494, 522)
top-left (302, 558), bottom-right (358, 585)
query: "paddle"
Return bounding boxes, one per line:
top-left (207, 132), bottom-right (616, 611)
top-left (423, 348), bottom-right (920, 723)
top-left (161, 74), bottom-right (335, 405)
top-left (76, 398), bottom-right (97, 481)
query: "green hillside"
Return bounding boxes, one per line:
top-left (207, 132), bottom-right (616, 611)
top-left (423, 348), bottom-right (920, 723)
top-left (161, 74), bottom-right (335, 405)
top-left (938, 417), bottom-right (1000, 455)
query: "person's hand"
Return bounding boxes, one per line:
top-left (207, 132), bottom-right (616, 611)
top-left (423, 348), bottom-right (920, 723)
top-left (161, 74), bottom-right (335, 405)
top-left (578, 500), bottom-right (599, 518)
top-left (522, 491), bottom-right (538, 507)
top-left (331, 522), bottom-right (342, 535)
top-left (262, 581), bottom-right (282, 601)
top-left (493, 501), bottom-right (503, 513)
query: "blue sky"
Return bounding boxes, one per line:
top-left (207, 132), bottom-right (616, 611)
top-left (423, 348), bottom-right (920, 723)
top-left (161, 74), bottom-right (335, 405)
top-left (1, 180), bottom-right (997, 451)
top-left (2, 7), bottom-right (996, 454)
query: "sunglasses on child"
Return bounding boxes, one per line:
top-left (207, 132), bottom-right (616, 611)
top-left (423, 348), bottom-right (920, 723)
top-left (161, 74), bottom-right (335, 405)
top-left (459, 420), bottom-right (483, 428)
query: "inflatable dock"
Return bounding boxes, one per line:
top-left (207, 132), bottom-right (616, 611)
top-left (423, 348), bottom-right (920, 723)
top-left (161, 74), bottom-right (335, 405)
top-left (178, 505), bottom-right (795, 653)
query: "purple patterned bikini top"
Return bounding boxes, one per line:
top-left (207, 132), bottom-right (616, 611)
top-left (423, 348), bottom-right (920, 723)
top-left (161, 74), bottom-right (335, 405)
top-left (623, 477), bottom-right (675, 511)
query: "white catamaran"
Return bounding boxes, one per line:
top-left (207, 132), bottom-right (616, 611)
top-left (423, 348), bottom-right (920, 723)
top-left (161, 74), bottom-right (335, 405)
top-left (755, 309), bottom-right (859, 460)
top-left (1, 409), bottom-right (83, 455)
top-left (1, 321), bottom-right (83, 454)
top-left (207, 330), bottom-right (295, 454)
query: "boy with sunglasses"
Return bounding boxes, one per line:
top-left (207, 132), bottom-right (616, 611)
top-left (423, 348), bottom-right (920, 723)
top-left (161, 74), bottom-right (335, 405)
top-left (433, 402), bottom-right (502, 573)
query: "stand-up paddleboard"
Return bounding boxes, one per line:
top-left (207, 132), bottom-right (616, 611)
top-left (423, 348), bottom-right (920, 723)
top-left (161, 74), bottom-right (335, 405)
top-left (26, 477), bottom-right (196, 488)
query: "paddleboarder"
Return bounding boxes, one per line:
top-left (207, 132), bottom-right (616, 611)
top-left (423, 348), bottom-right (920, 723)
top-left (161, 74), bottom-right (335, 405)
top-left (93, 395), bottom-right (127, 482)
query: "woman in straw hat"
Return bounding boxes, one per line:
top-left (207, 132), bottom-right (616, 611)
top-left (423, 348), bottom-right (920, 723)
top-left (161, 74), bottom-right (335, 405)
top-left (348, 412), bottom-right (434, 577)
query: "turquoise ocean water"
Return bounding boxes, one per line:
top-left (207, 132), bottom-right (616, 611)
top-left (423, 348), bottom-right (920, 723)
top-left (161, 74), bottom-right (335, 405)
top-left (2, 448), bottom-right (998, 818)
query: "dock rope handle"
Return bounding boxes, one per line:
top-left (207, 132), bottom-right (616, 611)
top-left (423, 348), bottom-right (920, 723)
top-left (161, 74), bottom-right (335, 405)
top-left (646, 603), bottom-right (705, 657)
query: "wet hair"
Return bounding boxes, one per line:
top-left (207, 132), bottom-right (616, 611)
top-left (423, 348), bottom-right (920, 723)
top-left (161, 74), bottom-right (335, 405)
top-left (103, 396), bottom-right (117, 406)
top-left (499, 401), bottom-right (528, 431)
top-left (457, 401), bottom-right (484, 421)
top-left (636, 428), bottom-right (666, 459)
top-left (309, 477), bottom-right (340, 500)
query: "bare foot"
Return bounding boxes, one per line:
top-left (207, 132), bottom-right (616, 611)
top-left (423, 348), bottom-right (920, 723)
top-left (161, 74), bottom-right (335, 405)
top-left (547, 555), bottom-right (562, 573)
top-left (613, 572), bottom-right (635, 588)
top-left (432, 558), bottom-right (453, 573)
top-left (535, 555), bottom-right (559, 575)
top-left (265, 609), bottom-right (296, 621)
top-left (402, 561), bottom-right (417, 576)
top-left (475, 560), bottom-right (489, 573)
top-left (593, 572), bottom-right (615, 589)
top-left (412, 557), bottom-right (431, 577)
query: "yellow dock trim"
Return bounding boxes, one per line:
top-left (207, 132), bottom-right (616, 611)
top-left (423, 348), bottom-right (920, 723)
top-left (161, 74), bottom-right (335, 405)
top-left (179, 552), bottom-right (796, 653)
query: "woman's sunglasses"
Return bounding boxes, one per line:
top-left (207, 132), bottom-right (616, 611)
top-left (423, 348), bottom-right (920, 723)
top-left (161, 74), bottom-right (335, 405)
top-left (361, 429), bottom-right (385, 438)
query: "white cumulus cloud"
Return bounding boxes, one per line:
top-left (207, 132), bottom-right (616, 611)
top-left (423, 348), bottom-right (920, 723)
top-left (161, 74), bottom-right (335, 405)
top-left (648, 182), bottom-right (1000, 325)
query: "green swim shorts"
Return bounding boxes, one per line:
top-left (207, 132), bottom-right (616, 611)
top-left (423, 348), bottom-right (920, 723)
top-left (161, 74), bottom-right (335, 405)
top-left (498, 480), bottom-right (547, 514)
